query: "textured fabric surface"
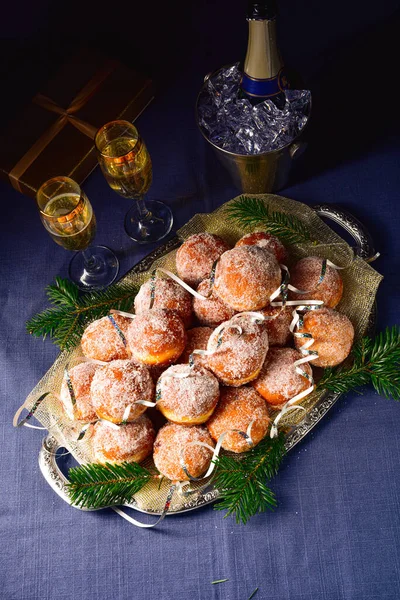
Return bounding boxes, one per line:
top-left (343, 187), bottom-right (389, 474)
top-left (2, 30), bottom-right (400, 600)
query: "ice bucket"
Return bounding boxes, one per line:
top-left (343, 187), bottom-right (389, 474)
top-left (195, 68), bottom-right (310, 194)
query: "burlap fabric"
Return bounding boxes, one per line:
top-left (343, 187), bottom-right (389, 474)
top-left (20, 194), bottom-right (383, 513)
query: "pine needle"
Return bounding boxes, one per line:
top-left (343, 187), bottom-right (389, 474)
top-left (211, 579), bottom-right (229, 584)
top-left (318, 326), bottom-right (400, 400)
top-left (225, 196), bottom-right (316, 245)
top-left (213, 433), bottom-right (286, 524)
top-left (26, 277), bottom-right (138, 351)
top-left (67, 461), bottom-right (152, 509)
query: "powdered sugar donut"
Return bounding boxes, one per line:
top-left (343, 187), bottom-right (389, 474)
top-left (81, 314), bottom-right (130, 362)
top-left (180, 327), bottom-right (213, 369)
top-left (289, 257), bottom-right (343, 308)
top-left (235, 231), bottom-right (287, 264)
top-left (252, 347), bottom-right (312, 408)
top-left (295, 307), bottom-right (354, 367)
top-left (260, 305), bottom-right (293, 347)
top-left (207, 387), bottom-right (270, 453)
top-left (213, 246), bottom-right (281, 311)
top-left (126, 309), bottom-right (186, 366)
top-left (153, 423), bottom-right (215, 481)
top-left (207, 315), bottom-right (269, 386)
top-left (90, 360), bottom-right (154, 424)
top-left (176, 233), bottom-right (230, 287)
top-left (91, 416), bottom-right (155, 464)
top-left (60, 362), bottom-right (98, 422)
top-left (134, 277), bottom-right (193, 328)
top-left (193, 278), bottom-right (236, 327)
top-left (157, 364), bottom-right (220, 425)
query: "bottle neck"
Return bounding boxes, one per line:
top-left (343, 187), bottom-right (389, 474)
top-left (244, 18), bottom-right (282, 80)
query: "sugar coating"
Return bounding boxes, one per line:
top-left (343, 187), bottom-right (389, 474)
top-left (157, 364), bottom-right (220, 422)
top-left (207, 316), bottom-right (269, 386)
top-left (126, 309), bottom-right (186, 366)
top-left (260, 305), bottom-right (294, 346)
top-left (153, 423), bottom-right (215, 481)
top-left (180, 327), bottom-right (213, 369)
top-left (60, 362), bottom-right (98, 422)
top-left (90, 359), bottom-right (154, 423)
top-left (81, 315), bottom-right (131, 362)
top-left (207, 386), bottom-right (270, 453)
top-left (235, 231), bottom-right (287, 264)
top-left (91, 416), bottom-right (155, 464)
top-left (214, 246), bottom-right (281, 311)
top-left (193, 278), bottom-right (236, 327)
top-left (134, 277), bottom-right (193, 328)
top-left (295, 307), bottom-right (354, 367)
top-left (289, 256), bottom-right (343, 308)
top-left (252, 347), bottom-right (312, 407)
top-left (176, 233), bottom-right (230, 287)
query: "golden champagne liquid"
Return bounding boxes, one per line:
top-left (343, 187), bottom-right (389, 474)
top-left (43, 193), bottom-right (96, 251)
top-left (99, 136), bottom-right (153, 199)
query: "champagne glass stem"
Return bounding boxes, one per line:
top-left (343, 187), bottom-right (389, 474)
top-left (136, 196), bottom-right (151, 220)
top-left (81, 247), bottom-right (100, 272)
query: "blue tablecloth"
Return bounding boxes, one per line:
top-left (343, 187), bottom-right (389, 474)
top-left (1, 22), bottom-right (400, 600)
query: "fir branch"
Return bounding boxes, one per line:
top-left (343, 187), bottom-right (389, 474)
top-left (225, 196), bottom-right (316, 245)
top-left (67, 461), bottom-right (152, 509)
top-left (318, 326), bottom-right (400, 400)
top-left (26, 306), bottom-right (71, 341)
top-left (26, 278), bottom-right (138, 351)
top-left (47, 276), bottom-right (80, 306)
top-left (213, 433), bottom-right (286, 524)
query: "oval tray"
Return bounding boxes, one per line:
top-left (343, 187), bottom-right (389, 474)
top-left (38, 204), bottom-right (378, 519)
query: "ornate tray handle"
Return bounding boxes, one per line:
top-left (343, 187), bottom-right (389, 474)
top-left (39, 204), bottom-right (377, 516)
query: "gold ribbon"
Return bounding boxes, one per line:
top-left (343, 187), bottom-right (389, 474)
top-left (9, 60), bottom-right (119, 193)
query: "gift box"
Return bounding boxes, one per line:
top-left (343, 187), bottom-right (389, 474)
top-left (0, 49), bottom-right (154, 198)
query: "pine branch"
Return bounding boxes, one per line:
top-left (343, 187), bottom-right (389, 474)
top-left (225, 196), bottom-right (316, 245)
top-left (47, 276), bottom-right (80, 306)
top-left (318, 326), bottom-right (400, 400)
top-left (26, 278), bottom-right (138, 351)
top-left (213, 433), bottom-right (286, 524)
top-left (67, 461), bottom-right (152, 509)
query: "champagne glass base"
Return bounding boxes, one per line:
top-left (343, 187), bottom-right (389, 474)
top-left (68, 245), bottom-right (119, 291)
top-left (124, 200), bottom-right (173, 244)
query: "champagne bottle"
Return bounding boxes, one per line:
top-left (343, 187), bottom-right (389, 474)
top-left (240, 0), bottom-right (288, 109)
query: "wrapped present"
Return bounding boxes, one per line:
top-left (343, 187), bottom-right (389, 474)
top-left (0, 49), bottom-right (154, 197)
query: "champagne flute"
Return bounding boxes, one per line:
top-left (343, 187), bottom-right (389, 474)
top-left (95, 120), bottom-right (173, 243)
top-left (36, 176), bottom-right (119, 290)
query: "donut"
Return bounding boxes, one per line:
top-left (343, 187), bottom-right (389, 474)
top-left (235, 231), bottom-right (287, 264)
top-left (147, 363), bottom-right (170, 384)
top-left (193, 278), bottom-right (236, 327)
top-left (288, 256), bottom-right (343, 308)
top-left (207, 315), bottom-right (269, 386)
top-left (91, 416), bottom-right (155, 464)
top-left (252, 347), bottom-right (312, 408)
top-left (134, 276), bottom-right (193, 328)
top-left (213, 246), bottom-right (281, 311)
top-left (126, 309), bottom-right (186, 366)
top-left (294, 307), bottom-right (354, 367)
top-left (176, 233), bottom-right (230, 287)
top-left (81, 314), bottom-right (131, 362)
top-left (153, 423), bottom-right (215, 481)
top-left (180, 326), bottom-right (213, 369)
top-left (60, 362), bottom-right (98, 422)
top-left (260, 305), bottom-right (293, 347)
top-left (207, 387), bottom-right (270, 453)
top-left (157, 364), bottom-right (220, 425)
top-left (90, 359), bottom-right (154, 424)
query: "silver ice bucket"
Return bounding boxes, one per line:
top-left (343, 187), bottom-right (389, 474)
top-left (195, 68), bottom-right (310, 194)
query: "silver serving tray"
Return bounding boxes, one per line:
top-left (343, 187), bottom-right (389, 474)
top-left (39, 204), bottom-right (378, 519)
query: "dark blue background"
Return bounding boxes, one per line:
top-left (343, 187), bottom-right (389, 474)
top-left (1, 2), bottom-right (400, 599)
